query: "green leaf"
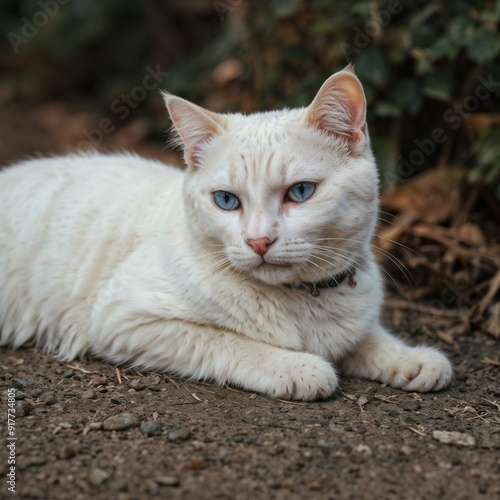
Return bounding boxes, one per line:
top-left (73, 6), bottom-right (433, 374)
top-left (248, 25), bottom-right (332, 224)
top-left (375, 101), bottom-right (400, 117)
top-left (446, 15), bottom-right (475, 45)
top-left (354, 49), bottom-right (390, 87)
top-left (422, 71), bottom-right (455, 102)
top-left (391, 79), bottom-right (420, 111)
top-left (466, 27), bottom-right (500, 64)
top-left (411, 24), bottom-right (438, 47)
top-left (429, 35), bottom-right (456, 60)
top-left (272, 0), bottom-right (301, 17)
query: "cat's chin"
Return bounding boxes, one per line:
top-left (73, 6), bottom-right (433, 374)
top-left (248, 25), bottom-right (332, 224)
top-left (249, 262), bottom-right (299, 286)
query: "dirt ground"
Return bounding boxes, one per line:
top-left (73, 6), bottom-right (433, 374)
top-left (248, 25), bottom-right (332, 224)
top-left (1, 318), bottom-right (499, 500)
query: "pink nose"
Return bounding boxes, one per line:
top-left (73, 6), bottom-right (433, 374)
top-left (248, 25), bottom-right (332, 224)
top-left (246, 237), bottom-right (275, 256)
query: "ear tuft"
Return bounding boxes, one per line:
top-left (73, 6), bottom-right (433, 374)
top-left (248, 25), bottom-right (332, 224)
top-left (162, 92), bottom-right (226, 167)
top-left (306, 70), bottom-right (367, 153)
top-left (343, 63), bottom-right (356, 74)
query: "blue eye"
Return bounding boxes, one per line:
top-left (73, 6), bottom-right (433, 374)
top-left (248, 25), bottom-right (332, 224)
top-left (286, 182), bottom-right (316, 203)
top-left (213, 191), bottom-right (241, 211)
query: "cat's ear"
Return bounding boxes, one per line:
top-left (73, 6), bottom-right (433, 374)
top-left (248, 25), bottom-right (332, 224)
top-left (306, 67), bottom-right (367, 154)
top-left (162, 92), bottom-right (227, 167)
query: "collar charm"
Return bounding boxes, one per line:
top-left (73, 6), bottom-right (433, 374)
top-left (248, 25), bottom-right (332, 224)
top-left (304, 267), bottom-right (357, 297)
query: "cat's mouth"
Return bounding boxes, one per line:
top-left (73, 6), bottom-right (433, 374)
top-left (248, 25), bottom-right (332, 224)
top-left (250, 260), bottom-right (297, 285)
top-left (259, 259), bottom-right (294, 269)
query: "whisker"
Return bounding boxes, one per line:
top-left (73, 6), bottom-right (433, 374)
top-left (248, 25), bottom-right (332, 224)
top-left (313, 248), bottom-right (363, 272)
top-left (314, 239), bottom-right (415, 288)
top-left (315, 236), bottom-right (416, 285)
top-left (371, 246), bottom-right (416, 288)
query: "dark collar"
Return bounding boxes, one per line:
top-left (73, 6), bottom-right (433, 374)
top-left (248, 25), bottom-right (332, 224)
top-left (287, 267), bottom-right (357, 297)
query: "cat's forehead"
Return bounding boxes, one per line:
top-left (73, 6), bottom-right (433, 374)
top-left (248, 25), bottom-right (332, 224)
top-left (219, 117), bottom-right (299, 181)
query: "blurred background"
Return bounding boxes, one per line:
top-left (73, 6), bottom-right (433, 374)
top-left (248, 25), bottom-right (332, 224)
top-left (0, 0), bottom-right (499, 337)
top-left (1, 0), bottom-right (499, 190)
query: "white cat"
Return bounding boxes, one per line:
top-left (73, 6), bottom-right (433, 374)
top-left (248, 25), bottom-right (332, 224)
top-left (0, 67), bottom-right (453, 400)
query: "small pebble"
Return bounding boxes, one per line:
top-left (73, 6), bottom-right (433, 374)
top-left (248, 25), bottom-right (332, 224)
top-left (37, 391), bottom-right (57, 405)
top-left (103, 413), bottom-right (139, 431)
top-left (44, 395), bottom-right (58, 406)
top-left (168, 425), bottom-right (190, 442)
top-left (432, 430), bottom-right (476, 447)
top-left (92, 376), bottom-right (107, 387)
top-left (232, 434), bottom-right (246, 443)
top-left (63, 369), bottom-right (75, 378)
top-left (59, 446), bottom-right (77, 459)
top-left (307, 480), bottom-right (324, 491)
top-left (88, 467), bottom-right (109, 486)
top-left (186, 458), bottom-right (206, 470)
top-left (403, 402), bottom-right (421, 411)
top-left (88, 422), bottom-right (103, 431)
top-left (155, 475), bottom-right (179, 487)
top-left (355, 444), bottom-right (372, 455)
top-left (11, 377), bottom-right (27, 389)
top-left (400, 445), bottom-right (412, 456)
top-left (148, 385), bottom-right (162, 392)
top-left (140, 420), bottom-right (163, 437)
top-left (81, 389), bottom-right (95, 399)
top-left (16, 400), bottom-right (33, 417)
top-left (110, 397), bottom-right (128, 405)
top-left (29, 388), bottom-right (43, 398)
top-left (128, 379), bottom-right (146, 390)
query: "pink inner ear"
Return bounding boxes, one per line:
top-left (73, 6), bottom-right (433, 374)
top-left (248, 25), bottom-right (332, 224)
top-left (335, 74), bottom-right (366, 129)
top-left (307, 72), bottom-right (367, 146)
top-left (165, 96), bottom-right (225, 167)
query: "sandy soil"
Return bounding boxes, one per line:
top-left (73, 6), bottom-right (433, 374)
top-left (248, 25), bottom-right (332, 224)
top-left (1, 324), bottom-right (499, 500)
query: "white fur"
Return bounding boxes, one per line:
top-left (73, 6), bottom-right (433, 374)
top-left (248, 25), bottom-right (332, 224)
top-left (0, 70), bottom-right (453, 400)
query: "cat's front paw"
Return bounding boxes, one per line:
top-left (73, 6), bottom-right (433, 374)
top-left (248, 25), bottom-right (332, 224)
top-left (384, 347), bottom-right (453, 392)
top-left (269, 352), bottom-right (338, 401)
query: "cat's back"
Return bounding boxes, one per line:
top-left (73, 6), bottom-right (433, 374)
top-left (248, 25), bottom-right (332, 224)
top-left (0, 153), bottom-right (182, 238)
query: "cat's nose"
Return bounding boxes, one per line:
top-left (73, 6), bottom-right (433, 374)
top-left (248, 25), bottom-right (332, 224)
top-left (246, 237), bottom-right (275, 256)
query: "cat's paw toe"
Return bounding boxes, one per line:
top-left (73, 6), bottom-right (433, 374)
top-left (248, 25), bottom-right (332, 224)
top-left (271, 353), bottom-right (338, 401)
top-left (387, 348), bottom-right (453, 392)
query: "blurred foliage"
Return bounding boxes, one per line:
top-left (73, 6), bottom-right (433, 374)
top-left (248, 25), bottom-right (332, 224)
top-left (469, 127), bottom-right (500, 197)
top-left (0, 0), bottom-right (499, 192)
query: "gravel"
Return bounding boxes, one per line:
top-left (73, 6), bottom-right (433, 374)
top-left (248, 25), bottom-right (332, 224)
top-left (168, 425), bottom-right (190, 441)
top-left (140, 420), bottom-right (163, 437)
top-left (11, 377), bottom-right (27, 388)
top-left (103, 413), bottom-right (140, 431)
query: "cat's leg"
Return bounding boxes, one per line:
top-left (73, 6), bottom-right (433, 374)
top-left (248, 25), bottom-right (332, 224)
top-left (111, 321), bottom-right (338, 401)
top-left (338, 324), bottom-right (453, 392)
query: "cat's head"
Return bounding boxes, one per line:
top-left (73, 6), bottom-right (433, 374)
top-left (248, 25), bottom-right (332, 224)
top-left (163, 67), bottom-right (379, 286)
